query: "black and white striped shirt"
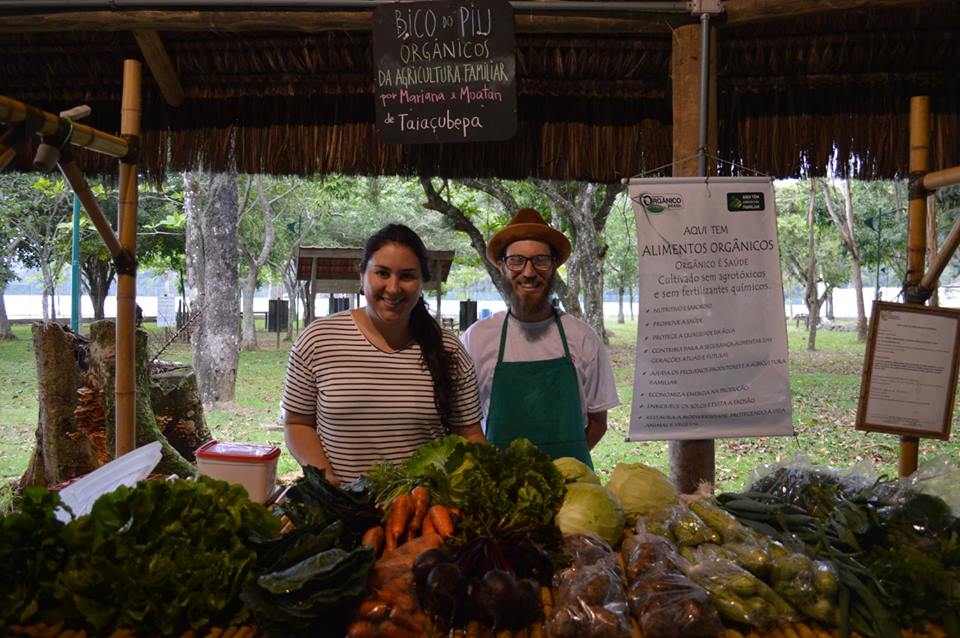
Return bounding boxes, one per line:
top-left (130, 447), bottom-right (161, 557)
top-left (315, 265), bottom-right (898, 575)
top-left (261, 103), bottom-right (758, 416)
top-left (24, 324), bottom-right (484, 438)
top-left (281, 312), bottom-right (483, 482)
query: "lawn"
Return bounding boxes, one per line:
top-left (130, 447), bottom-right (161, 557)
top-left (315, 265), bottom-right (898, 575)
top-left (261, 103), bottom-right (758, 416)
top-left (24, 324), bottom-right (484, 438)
top-left (1, 317), bottom-right (958, 493)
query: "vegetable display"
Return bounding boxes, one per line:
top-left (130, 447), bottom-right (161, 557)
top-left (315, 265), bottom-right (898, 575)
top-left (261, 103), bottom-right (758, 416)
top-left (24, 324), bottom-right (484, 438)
top-left (5, 443), bottom-right (959, 638)
top-left (1, 478), bottom-right (281, 636)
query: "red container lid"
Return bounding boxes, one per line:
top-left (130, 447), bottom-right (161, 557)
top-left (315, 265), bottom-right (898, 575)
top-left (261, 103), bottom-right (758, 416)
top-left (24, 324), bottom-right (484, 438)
top-left (195, 440), bottom-right (281, 463)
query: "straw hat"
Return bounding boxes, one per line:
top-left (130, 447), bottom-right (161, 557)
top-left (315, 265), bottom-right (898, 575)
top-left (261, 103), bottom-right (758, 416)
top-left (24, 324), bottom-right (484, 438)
top-left (486, 208), bottom-right (572, 265)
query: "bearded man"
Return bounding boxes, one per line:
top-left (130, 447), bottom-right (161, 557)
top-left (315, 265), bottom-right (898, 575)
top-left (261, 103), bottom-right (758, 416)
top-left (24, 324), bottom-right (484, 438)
top-left (461, 208), bottom-right (619, 468)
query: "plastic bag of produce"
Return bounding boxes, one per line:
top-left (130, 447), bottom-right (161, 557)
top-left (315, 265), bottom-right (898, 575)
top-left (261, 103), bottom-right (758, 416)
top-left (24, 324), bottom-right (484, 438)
top-left (627, 571), bottom-right (723, 638)
top-left (621, 532), bottom-right (686, 581)
top-left (561, 534), bottom-right (621, 575)
top-left (686, 557), bottom-right (797, 626)
top-left (554, 563), bottom-right (628, 610)
top-left (546, 598), bottom-right (632, 638)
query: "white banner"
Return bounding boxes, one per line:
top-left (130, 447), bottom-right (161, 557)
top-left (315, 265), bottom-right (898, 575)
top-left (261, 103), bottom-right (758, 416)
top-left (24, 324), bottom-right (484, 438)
top-left (156, 295), bottom-right (177, 328)
top-left (627, 177), bottom-right (793, 441)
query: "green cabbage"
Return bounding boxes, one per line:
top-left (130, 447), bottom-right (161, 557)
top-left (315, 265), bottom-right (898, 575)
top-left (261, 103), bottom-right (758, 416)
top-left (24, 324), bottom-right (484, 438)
top-left (606, 462), bottom-right (678, 524)
top-left (553, 457), bottom-right (600, 485)
top-left (555, 482), bottom-right (625, 546)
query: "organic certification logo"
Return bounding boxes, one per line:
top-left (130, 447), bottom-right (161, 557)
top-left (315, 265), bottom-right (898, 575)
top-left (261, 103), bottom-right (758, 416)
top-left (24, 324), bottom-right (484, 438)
top-left (632, 192), bottom-right (683, 214)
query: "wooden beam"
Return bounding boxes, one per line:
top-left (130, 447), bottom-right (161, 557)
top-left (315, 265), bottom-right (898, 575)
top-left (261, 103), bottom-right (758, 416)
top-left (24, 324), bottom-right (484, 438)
top-left (132, 30), bottom-right (185, 107)
top-left (724, 0), bottom-right (931, 26)
top-left (668, 21), bottom-right (718, 494)
top-left (0, 9), bottom-right (688, 34)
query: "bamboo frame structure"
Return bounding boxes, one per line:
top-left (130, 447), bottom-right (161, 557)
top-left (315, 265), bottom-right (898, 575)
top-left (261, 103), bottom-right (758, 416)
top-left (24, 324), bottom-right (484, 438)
top-left (0, 62), bottom-right (141, 460)
top-left (0, 96), bottom-right (130, 159)
top-left (897, 95), bottom-right (960, 476)
top-left (115, 60), bottom-right (142, 457)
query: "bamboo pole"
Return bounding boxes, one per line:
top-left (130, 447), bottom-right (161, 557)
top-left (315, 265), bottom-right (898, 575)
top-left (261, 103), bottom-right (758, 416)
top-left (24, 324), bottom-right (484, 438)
top-left (921, 213), bottom-right (960, 294)
top-left (0, 96), bottom-right (129, 159)
top-left (115, 60), bottom-right (142, 458)
top-left (922, 165), bottom-right (960, 191)
top-left (900, 95), bottom-right (930, 477)
top-left (57, 160), bottom-right (124, 259)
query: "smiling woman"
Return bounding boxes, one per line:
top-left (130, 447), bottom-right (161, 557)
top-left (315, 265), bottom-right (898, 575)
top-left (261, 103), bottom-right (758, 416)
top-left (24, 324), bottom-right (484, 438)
top-left (281, 224), bottom-right (486, 485)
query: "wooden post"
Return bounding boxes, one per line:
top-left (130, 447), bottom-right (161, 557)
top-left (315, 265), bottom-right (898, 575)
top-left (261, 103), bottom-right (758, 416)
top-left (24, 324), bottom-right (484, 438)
top-left (668, 21), bottom-right (717, 493)
top-left (115, 59), bottom-right (142, 458)
top-left (900, 95), bottom-right (930, 477)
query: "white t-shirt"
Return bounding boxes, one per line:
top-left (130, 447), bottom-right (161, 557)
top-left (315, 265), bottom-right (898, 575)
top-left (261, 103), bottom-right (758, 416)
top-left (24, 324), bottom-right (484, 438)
top-left (460, 310), bottom-right (620, 429)
top-left (282, 312), bottom-right (483, 482)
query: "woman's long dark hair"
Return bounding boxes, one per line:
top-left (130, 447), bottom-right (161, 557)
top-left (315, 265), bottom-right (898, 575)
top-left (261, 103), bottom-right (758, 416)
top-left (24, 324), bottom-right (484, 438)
top-left (360, 224), bottom-right (454, 431)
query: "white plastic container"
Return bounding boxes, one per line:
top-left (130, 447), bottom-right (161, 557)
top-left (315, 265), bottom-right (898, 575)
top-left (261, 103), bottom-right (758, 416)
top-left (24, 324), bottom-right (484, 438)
top-left (195, 440), bottom-right (280, 503)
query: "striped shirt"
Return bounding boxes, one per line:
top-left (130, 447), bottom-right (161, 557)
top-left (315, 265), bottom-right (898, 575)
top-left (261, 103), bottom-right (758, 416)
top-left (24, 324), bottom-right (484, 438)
top-left (281, 311), bottom-right (483, 482)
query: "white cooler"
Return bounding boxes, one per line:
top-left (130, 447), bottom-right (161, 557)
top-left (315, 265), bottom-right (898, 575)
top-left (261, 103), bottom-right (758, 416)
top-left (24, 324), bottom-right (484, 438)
top-left (195, 440), bottom-right (281, 503)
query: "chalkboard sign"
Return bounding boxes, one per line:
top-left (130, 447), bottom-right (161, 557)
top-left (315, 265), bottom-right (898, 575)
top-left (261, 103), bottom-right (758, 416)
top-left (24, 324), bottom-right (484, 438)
top-left (373, 0), bottom-right (517, 144)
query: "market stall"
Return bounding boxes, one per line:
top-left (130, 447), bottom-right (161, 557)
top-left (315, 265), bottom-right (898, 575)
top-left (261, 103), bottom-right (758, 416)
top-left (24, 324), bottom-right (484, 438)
top-left (2, 1), bottom-right (960, 637)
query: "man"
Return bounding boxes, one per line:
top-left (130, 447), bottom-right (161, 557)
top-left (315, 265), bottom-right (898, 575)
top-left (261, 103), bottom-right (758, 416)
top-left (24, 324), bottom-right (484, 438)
top-left (461, 208), bottom-right (620, 468)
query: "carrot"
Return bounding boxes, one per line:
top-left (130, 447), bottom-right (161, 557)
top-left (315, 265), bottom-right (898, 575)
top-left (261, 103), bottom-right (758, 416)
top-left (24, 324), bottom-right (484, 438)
top-left (362, 525), bottom-right (385, 556)
top-left (346, 620), bottom-right (376, 638)
top-left (427, 504), bottom-right (455, 538)
top-left (357, 599), bottom-right (390, 621)
top-left (386, 493), bottom-right (414, 552)
top-left (377, 621), bottom-right (424, 638)
top-left (421, 514), bottom-right (437, 536)
top-left (410, 486), bottom-right (431, 532)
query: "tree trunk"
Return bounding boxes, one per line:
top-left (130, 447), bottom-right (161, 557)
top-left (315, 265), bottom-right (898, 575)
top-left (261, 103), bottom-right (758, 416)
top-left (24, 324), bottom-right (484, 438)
top-left (19, 322), bottom-right (99, 489)
top-left (150, 368), bottom-right (212, 462)
top-left (89, 320), bottom-right (194, 476)
top-left (561, 252), bottom-right (584, 317)
top-left (805, 179), bottom-right (819, 352)
top-left (617, 285), bottom-right (625, 324)
top-left (283, 264), bottom-right (298, 341)
top-left (82, 256), bottom-right (114, 321)
top-left (825, 293), bottom-right (834, 320)
top-left (629, 285), bottom-right (635, 320)
top-left (185, 171), bottom-right (241, 407)
top-left (240, 272), bottom-right (258, 351)
top-left (0, 285), bottom-right (13, 339)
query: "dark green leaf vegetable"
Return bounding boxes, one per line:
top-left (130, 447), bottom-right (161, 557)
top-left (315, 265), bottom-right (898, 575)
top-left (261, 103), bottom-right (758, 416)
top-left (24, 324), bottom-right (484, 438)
top-left (0, 477), bottom-right (282, 636)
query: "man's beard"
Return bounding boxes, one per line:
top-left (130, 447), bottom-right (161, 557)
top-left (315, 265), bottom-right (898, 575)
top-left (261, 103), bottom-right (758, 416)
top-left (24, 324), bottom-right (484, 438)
top-left (506, 271), bottom-right (556, 319)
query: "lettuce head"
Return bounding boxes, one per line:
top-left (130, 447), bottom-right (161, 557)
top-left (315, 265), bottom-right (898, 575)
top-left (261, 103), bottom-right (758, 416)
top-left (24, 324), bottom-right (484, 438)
top-left (555, 482), bottom-right (625, 546)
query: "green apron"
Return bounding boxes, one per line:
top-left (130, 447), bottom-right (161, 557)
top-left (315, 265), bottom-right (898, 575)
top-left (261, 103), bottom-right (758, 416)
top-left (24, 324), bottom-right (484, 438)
top-left (485, 312), bottom-right (593, 468)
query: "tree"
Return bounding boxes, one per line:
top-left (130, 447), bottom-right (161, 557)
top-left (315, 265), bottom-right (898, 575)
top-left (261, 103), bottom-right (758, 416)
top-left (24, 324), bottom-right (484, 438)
top-left (821, 174), bottom-right (868, 340)
top-left (184, 170), bottom-right (241, 407)
top-left (538, 181), bottom-right (624, 341)
top-left (776, 180), bottom-right (845, 351)
top-left (6, 174), bottom-right (72, 322)
top-left (420, 177), bottom-right (621, 340)
top-left (237, 175), bottom-right (295, 350)
top-left (604, 193), bottom-right (639, 323)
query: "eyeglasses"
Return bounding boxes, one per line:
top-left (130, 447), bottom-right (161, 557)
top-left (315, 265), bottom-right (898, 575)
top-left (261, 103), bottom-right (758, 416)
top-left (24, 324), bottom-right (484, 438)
top-left (502, 254), bottom-right (555, 272)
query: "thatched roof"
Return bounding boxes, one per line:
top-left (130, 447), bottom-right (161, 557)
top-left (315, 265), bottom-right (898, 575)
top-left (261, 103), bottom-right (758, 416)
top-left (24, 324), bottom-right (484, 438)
top-left (1, 1), bottom-right (957, 181)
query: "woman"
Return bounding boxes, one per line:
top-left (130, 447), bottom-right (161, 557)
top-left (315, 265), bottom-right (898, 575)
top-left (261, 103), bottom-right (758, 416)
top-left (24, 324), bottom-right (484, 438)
top-left (282, 224), bottom-right (485, 485)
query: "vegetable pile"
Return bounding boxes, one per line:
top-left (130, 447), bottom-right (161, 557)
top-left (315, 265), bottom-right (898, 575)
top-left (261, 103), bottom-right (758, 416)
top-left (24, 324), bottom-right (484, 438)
top-left (716, 463), bottom-right (960, 638)
top-left (1, 478), bottom-right (281, 636)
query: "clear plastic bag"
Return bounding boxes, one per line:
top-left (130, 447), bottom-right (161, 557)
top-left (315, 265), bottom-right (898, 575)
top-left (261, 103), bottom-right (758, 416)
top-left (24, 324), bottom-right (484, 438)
top-left (627, 571), bottom-right (723, 638)
top-left (546, 598), bottom-right (632, 638)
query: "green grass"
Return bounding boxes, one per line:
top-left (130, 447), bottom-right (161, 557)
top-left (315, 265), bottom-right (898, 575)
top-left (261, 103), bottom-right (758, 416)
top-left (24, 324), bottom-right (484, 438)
top-left (2, 317), bottom-right (959, 494)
